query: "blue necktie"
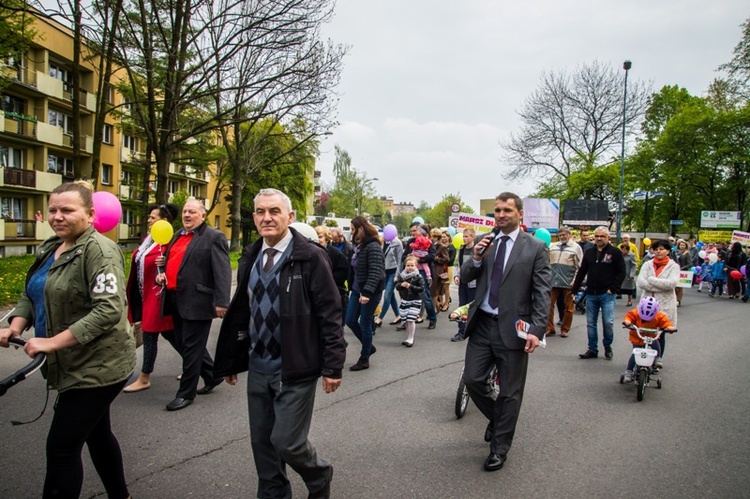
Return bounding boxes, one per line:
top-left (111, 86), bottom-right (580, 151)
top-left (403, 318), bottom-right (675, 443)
top-left (488, 236), bottom-right (509, 308)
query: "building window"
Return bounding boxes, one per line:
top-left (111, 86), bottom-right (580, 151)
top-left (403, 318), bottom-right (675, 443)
top-left (0, 146), bottom-right (24, 168)
top-left (1, 196), bottom-right (24, 220)
top-left (47, 154), bottom-right (74, 176)
top-left (104, 84), bottom-right (114, 104)
top-left (123, 135), bottom-right (137, 152)
top-left (214, 215), bottom-right (220, 227)
top-left (2, 93), bottom-right (25, 115)
top-left (49, 109), bottom-right (73, 134)
top-left (49, 63), bottom-right (73, 92)
top-left (121, 169), bottom-right (132, 185)
top-left (101, 164), bottom-right (113, 185)
top-left (102, 124), bottom-right (113, 144)
top-left (189, 184), bottom-right (200, 198)
top-left (168, 180), bottom-right (178, 196)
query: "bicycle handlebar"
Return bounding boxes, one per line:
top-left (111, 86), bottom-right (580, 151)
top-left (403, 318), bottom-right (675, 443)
top-left (0, 337), bottom-right (47, 397)
top-left (622, 325), bottom-right (677, 341)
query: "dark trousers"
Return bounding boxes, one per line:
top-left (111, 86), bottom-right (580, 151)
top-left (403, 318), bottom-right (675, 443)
top-left (247, 372), bottom-right (331, 499)
top-left (171, 313), bottom-right (215, 400)
top-left (44, 380), bottom-right (129, 499)
top-left (464, 315), bottom-right (529, 456)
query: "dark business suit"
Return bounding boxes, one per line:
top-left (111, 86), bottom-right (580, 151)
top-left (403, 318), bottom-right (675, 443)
top-left (460, 230), bottom-right (551, 456)
top-left (163, 222), bottom-right (232, 400)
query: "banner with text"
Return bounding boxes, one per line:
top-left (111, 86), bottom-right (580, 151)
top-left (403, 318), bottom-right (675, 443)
top-left (678, 271), bottom-right (694, 288)
top-left (700, 210), bottom-right (741, 229)
top-left (731, 230), bottom-right (750, 246)
top-left (698, 230), bottom-right (734, 243)
top-left (455, 213), bottom-right (496, 234)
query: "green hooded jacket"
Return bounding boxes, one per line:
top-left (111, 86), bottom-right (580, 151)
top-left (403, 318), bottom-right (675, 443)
top-left (12, 226), bottom-right (136, 392)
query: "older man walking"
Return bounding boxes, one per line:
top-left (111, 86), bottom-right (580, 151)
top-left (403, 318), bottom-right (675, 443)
top-left (214, 188), bottom-right (346, 499)
top-left (546, 227), bottom-right (582, 338)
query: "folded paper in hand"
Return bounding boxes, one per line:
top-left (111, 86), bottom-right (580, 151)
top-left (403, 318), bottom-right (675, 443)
top-left (515, 319), bottom-right (546, 348)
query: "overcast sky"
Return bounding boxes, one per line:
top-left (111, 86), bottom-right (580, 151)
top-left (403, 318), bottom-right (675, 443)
top-left (316, 0), bottom-right (749, 214)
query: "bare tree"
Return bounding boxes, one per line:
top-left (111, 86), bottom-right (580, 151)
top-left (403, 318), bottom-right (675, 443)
top-left (502, 60), bottom-right (650, 185)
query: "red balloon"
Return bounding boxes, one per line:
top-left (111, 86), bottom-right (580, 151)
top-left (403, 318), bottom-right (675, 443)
top-left (730, 270), bottom-right (743, 280)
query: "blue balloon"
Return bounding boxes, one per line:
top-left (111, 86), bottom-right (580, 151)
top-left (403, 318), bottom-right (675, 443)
top-left (412, 216), bottom-right (424, 224)
top-left (447, 227), bottom-right (456, 236)
top-left (534, 228), bottom-right (552, 247)
top-left (696, 241), bottom-right (704, 249)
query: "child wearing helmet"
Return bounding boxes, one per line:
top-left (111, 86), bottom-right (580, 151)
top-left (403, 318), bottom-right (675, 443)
top-left (621, 296), bottom-right (676, 382)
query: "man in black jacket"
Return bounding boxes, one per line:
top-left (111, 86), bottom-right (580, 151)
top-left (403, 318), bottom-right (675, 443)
top-left (571, 226), bottom-right (626, 360)
top-left (214, 188), bottom-right (345, 499)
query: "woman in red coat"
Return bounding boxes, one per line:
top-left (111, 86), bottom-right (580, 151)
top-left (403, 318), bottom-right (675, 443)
top-left (124, 204), bottom-right (179, 392)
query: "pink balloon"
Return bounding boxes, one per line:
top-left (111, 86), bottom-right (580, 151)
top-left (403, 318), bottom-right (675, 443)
top-left (92, 191), bottom-right (122, 233)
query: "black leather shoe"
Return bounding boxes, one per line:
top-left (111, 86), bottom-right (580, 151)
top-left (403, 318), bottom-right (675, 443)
top-left (349, 358), bottom-right (369, 371)
top-left (308, 466), bottom-right (333, 499)
top-left (370, 345), bottom-right (377, 355)
top-left (484, 452), bottom-right (506, 471)
top-left (197, 378), bottom-right (224, 395)
top-left (396, 323), bottom-right (407, 331)
top-left (484, 421), bottom-right (494, 442)
top-left (427, 320), bottom-right (437, 330)
top-left (579, 350), bottom-right (598, 359)
top-left (166, 398), bottom-right (193, 411)
top-left (604, 347), bottom-right (613, 360)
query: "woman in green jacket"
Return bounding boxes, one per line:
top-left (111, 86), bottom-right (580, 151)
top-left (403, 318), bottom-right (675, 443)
top-left (0, 181), bottom-right (135, 499)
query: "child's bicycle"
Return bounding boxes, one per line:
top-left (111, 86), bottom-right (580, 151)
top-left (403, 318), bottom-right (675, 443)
top-left (619, 325), bottom-right (673, 402)
top-left (450, 315), bottom-right (499, 418)
top-left (0, 336), bottom-right (47, 397)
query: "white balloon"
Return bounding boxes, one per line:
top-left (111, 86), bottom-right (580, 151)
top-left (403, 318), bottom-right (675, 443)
top-left (290, 222), bottom-right (319, 242)
top-left (698, 250), bottom-right (706, 259)
top-left (708, 253), bottom-right (718, 263)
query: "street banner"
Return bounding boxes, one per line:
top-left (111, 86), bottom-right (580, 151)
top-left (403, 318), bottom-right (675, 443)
top-left (456, 213), bottom-right (496, 234)
top-left (700, 210), bottom-right (741, 229)
top-left (677, 271), bottom-right (694, 288)
top-left (731, 230), bottom-right (750, 246)
top-left (698, 230), bottom-right (734, 243)
top-left (523, 198), bottom-right (560, 229)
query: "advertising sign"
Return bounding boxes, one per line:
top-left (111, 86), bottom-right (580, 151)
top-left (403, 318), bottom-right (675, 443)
top-left (700, 210), bottom-right (741, 229)
top-left (523, 198), bottom-right (560, 229)
top-left (562, 199), bottom-right (609, 227)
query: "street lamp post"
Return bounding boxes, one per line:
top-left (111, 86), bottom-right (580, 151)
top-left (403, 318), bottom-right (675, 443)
top-left (616, 60), bottom-right (631, 245)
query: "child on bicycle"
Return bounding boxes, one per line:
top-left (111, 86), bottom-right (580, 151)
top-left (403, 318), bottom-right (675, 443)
top-left (396, 255), bottom-right (425, 347)
top-left (621, 296), bottom-right (675, 383)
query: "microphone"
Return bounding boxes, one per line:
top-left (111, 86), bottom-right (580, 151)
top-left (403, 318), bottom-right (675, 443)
top-left (476, 226), bottom-right (501, 257)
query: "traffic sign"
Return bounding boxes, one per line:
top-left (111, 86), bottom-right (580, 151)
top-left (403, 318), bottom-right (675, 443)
top-left (450, 203), bottom-right (461, 213)
top-left (670, 220), bottom-right (684, 225)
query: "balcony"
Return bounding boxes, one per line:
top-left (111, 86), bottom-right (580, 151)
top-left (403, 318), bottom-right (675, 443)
top-left (0, 218), bottom-right (35, 240)
top-left (2, 64), bottom-right (37, 87)
top-left (2, 167), bottom-right (36, 188)
top-left (2, 114), bottom-right (37, 138)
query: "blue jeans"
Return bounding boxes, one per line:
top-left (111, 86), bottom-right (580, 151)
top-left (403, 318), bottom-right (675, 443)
top-left (378, 271), bottom-right (399, 320)
top-left (346, 290), bottom-right (382, 358)
top-left (585, 292), bottom-right (615, 354)
top-left (419, 270), bottom-right (437, 321)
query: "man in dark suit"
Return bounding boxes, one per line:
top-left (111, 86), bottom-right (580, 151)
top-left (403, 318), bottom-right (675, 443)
top-left (157, 198), bottom-right (231, 411)
top-left (460, 192), bottom-right (551, 471)
top-left (214, 188), bottom-right (345, 499)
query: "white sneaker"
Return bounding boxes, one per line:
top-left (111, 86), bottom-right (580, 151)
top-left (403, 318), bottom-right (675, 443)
top-left (623, 370), bottom-right (634, 383)
top-left (654, 357), bottom-right (663, 369)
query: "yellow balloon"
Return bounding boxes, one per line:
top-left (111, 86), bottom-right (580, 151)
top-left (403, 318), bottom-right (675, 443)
top-left (151, 220), bottom-right (174, 245)
top-left (642, 237), bottom-right (651, 247)
top-left (453, 233), bottom-right (463, 249)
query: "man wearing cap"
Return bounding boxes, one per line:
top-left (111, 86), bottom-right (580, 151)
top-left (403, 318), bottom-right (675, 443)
top-left (546, 227), bottom-right (582, 337)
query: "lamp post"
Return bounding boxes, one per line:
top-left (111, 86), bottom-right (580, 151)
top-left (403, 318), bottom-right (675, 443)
top-left (616, 60), bottom-right (631, 245)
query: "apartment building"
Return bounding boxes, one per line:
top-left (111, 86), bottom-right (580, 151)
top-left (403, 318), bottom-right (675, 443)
top-left (0, 12), bottom-right (228, 257)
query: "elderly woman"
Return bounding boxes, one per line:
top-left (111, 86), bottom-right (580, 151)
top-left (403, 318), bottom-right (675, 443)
top-left (637, 239), bottom-right (680, 367)
top-left (0, 181), bottom-right (135, 498)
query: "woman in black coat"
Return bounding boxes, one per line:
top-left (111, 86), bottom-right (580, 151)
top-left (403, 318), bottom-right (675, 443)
top-left (345, 216), bottom-right (385, 371)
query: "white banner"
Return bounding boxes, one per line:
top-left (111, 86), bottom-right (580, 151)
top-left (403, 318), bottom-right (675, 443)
top-left (700, 210), bottom-right (741, 229)
top-left (455, 213), bottom-right (496, 234)
top-left (677, 271), bottom-right (694, 288)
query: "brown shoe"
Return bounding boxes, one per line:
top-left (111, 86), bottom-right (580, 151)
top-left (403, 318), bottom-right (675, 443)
top-left (545, 330), bottom-right (556, 336)
top-left (560, 332), bottom-right (568, 338)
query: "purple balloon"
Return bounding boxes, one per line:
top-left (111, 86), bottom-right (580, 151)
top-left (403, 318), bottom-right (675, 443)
top-left (383, 224), bottom-right (398, 242)
top-left (741, 265), bottom-right (747, 276)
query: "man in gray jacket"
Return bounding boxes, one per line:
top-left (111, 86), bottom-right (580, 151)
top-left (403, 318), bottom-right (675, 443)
top-left (546, 226), bottom-right (582, 337)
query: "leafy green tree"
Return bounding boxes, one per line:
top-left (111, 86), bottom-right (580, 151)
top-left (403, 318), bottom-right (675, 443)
top-left (718, 16), bottom-right (750, 103)
top-left (0, 0), bottom-right (37, 91)
top-left (424, 194), bottom-right (475, 228)
top-left (326, 145), bottom-right (378, 218)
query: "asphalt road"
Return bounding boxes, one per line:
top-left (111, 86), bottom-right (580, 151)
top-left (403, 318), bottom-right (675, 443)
top-left (1, 287), bottom-right (749, 498)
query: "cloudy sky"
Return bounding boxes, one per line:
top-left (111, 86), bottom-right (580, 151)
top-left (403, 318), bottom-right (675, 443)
top-left (316, 0), bottom-right (748, 213)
